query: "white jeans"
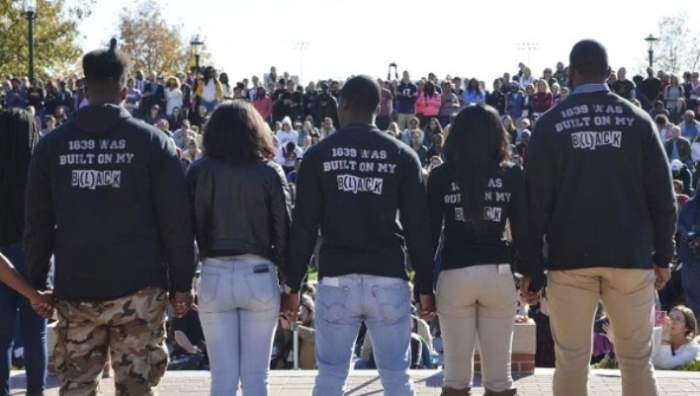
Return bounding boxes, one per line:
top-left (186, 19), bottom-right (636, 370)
top-left (437, 264), bottom-right (517, 392)
top-left (197, 255), bottom-right (280, 396)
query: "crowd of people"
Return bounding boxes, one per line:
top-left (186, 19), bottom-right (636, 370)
top-left (0, 35), bottom-right (700, 396)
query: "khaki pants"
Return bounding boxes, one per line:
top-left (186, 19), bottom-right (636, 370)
top-left (54, 286), bottom-right (168, 396)
top-left (437, 264), bottom-right (517, 392)
top-left (397, 113), bottom-right (415, 130)
top-left (547, 268), bottom-right (659, 396)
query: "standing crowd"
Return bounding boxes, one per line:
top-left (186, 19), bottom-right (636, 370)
top-left (0, 36), bottom-right (697, 396)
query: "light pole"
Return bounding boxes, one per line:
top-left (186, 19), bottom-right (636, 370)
top-left (294, 41), bottom-right (308, 85)
top-left (645, 34), bottom-right (659, 68)
top-left (23, 0), bottom-right (37, 82)
top-left (517, 41), bottom-right (540, 67)
top-left (190, 34), bottom-right (204, 74)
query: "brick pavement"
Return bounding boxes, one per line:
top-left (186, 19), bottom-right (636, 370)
top-left (10, 368), bottom-right (700, 395)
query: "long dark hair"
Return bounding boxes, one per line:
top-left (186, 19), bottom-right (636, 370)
top-left (423, 81), bottom-right (436, 97)
top-left (203, 66), bottom-right (216, 84)
top-left (467, 78), bottom-right (482, 93)
top-left (0, 108), bottom-right (39, 244)
top-left (202, 100), bottom-right (275, 164)
top-left (443, 104), bottom-right (510, 224)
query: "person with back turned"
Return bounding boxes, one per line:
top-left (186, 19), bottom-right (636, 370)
top-left (24, 39), bottom-right (196, 395)
top-left (524, 39), bottom-right (677, 396)
top-left (284, 75), bottom-right (436, 396)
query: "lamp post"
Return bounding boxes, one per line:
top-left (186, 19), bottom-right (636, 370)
top-left (23, 0), bottom-right (37, 82)
top-left (190, 35), bottom-right (204, 74)
top-left (645, 34), bottom-right (659, 68)
top-left (294, 41), bottom-right (308, 85)
top-left (517, 41), bottom-right (540, 67)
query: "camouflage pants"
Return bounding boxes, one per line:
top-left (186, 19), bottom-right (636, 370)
top-left (53, 286), bottom-right (169, 396)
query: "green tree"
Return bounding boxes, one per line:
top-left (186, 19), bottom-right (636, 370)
top-left (117, 1), bottom-right (209, 75)
top-left (653, 14), bottom-right (700, 75)
top-left (0, 0), bottom-right (93, 79)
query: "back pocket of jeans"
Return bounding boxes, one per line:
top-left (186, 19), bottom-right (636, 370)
top-left (197, 273), bottom-right (220, 307)
top-left (245, 270), bottom-right (278, 309)
top-left (316, 284), bottom-right (348, 323)
top-left (375, 282), bottom-right (410, 322)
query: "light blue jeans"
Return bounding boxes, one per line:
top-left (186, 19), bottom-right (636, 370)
top-left (313, 274), bottom-right (414, 396)
top-left (197, 255), bottom-right (280, 396)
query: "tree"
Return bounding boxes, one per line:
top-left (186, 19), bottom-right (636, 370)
top-left (0, 0), bottom-right (94, 79)
top-left (117, 1), bottom-right (209, 75)
top-left (654, 14), bottom-right (700, 75)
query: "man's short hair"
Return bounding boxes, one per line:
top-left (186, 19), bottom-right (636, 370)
top-left (569, 39), bottom-right (609, 78)
top-left (339, 75), bottom-right (380, 114)
top-left (82, 38), bottom-right (130, 89)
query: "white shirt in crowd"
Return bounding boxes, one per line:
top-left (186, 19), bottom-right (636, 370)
top-left (165, 88), bottom-right (183, 116)
top-left (276, 129), bottom-right (299, 148)
top-left (691, 142), bottom-right (700, 163)
top-left (183, 149), bottom-right (203, 163)
top-left (275, 145), bottom-right (303, 168)
top-left (202, 80), bottom-right (217, 102)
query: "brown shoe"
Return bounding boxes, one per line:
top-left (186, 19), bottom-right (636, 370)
top-left (441, 386), bottom-right (472, 396)
top-left (484, 389), bottom-right (517, 396)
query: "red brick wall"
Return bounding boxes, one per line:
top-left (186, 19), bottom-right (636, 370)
top-left (473, 353), bottom-right (535, 375)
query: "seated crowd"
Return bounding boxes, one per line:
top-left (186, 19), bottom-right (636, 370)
top-left (4, 59), bottom-right (700, 377)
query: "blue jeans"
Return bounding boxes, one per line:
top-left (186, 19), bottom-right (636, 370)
top-left (313, 274), bottom-right (414, 396)
top-left (0, 244), bottom-right (47, 396)
top-left (197, 256), bottom-right (280, 396)
top-left (201, 99), bottom-right (219, 113)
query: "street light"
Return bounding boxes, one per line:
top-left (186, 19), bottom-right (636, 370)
top-left (517, 41), bottom-right (540, 67)
top-left (190, 34), bottom-right (204, 74)
top-left (294, 41), bottom-right (308, 85)
top-left (23, 0), bottom-right (37, 82)
top-left (645, 34), bottom-right (659, 68)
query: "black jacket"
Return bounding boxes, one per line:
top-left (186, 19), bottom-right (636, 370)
top-left (24, 104), bottom-right (195, 301)
top-left (486, 91), bottom-right (507, 115)
top-left (428, 163), bottom-right (541, 278)
top-left (526, 88), bottom-right (677, 271)
top-left (672, 165), bottom-right (693, 195)
top-left (141, 82), bottom-right (166, 116)
top-left (286, 126), bottom-right (435, 293)
top-left (185, 158), bottom-right (292, 267)
top-left (313, 93), bottom-right (338, 126)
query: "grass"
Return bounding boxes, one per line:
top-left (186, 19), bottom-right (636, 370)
top-left (594, 356), bottom-right (700, 371)
top-left (307, 268), bottom-right (318, 283)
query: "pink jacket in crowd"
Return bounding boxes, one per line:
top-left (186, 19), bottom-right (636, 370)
top-left (416, 93), bottom-right (441, 117)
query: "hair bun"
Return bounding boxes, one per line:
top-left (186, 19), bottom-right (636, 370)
top-left (109, 38), bottom-right (117, 51)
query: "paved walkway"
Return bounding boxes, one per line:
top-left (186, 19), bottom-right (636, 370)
top-left (10, 368), bottom-right (700, 395)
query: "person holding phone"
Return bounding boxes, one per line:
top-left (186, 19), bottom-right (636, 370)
top-left (186, 100), bottom-right (292, 395)
top-left (601, 306), bottom-right (700, 370)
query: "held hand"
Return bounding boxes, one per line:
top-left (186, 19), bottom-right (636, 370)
top-left (279, 316), bottom-right (292, 330)
top-left (30, 290), bottom-right (55, 319)
top-left (654, 265), bottom-right (670, 290)
top-left (281, 292), bottom-right (300, 322)
top-left (170, 290), bottom-right (194, 318)
top-left (419, 293), bottom-right (437, 321)
top-left (518, 277), bottom-right (542, 305)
